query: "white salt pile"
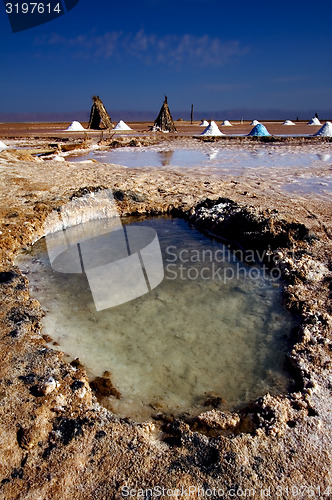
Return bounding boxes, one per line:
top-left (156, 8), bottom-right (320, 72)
top-left (199, 120), bottom-right (209, 126)
top-left (65, 121), bottom-right (85, 131)
top-left (0, 141), bottom-right (8, 151)
top-left (251, 120), bottom-right (260, 126)
top-left (248, 123), bottom-right (270, 137)
top-left (283, 120), bottom-right (295, 125)
top-left (221, 120), bottom-right (232, 126)
top-left (307, 117), bottom-right (321, 126)
top-left (200, 121), bottom-right (224, 136)
top-left (314, 121), bottom-right (332, 137)
top-left (113, 120), bottom-right (132, 131)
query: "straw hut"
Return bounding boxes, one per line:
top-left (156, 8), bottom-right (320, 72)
top-left (153, 96), bottom-right (176, 132)
top-left (88, 96), bottom-right (112, 130)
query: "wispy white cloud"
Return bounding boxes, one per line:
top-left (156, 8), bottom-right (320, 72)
top-left (34, 30), bottom-right (249, 67)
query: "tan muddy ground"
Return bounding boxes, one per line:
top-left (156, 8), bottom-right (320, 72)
top-left (0, 127), bottom-right (331, 499)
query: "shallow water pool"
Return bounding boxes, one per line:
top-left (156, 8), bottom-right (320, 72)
top-left (282, 175), bottom-right (332, 196)
top-left (18, 216), bottom-right (296, 421)
top-left (69, 146), bottom-right (328, 172)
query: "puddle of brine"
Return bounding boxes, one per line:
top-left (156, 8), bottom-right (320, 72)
top-left (282, 175), bottom-right (332, 195)
top-left (67, 146), bottom-right (330, 172)
top-left (17, 217), bottom-right (296, 421)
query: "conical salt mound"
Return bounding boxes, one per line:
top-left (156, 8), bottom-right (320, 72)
top-left (88, 96), bottom-right (112, 129)
top-left (0, 141), bottom-right (8, 151)
top-left (314, 122), bottom-right (332, 137)
top-left (251, 119), bottom-right (260, 126)
top-left (65, 121), bottom-right (85, 131)
top-left (113, 120), bottom-right (132, 131)
top-left (199, 120), bottom-right (209, 126)
top-left (200, 121), bottom-right (224, 136)
top-left (153, 96), bottom-right (176, 132)
top-left (307, 117), bottom-right (321, 125)
top-left (221, 120), bottom-right (232, 126)
top-left (283, 120), bottom-right (295, 125)
top-left (248, 124), bottom-right (270, 136)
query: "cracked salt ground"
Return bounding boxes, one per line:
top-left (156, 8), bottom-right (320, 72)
top-left (17, 217), bottom-right (297, 421)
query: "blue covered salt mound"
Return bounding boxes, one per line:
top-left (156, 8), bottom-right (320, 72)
top-left (248, 124), bottom-right (270, 136)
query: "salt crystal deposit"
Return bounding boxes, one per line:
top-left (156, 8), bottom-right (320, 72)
top-left (248, 123), bottom-right (270, 137)
top-left (221, 120), bottom-right (232, 126)
top-left (314, 121), bottom-right (332, 137)
top-left (65, 121), bottom-right (85, 131)
top-left (0, 141), bottom-right (8, 151)
top-left (113, 120), bottom-right (132, 131)
top-left (307, 117), bottom-right (321, 126)
top-left (251, 120), bottom-right (260, 126)
top-left (199, 120), bottom-right (209, 126)
top-left (200, 121), bottom-right (224, 136)
top-left (283, 120), bottom-right (295, 125)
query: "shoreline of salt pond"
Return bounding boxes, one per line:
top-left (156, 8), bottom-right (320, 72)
top-left (0, 138), bottom-right (331, 498)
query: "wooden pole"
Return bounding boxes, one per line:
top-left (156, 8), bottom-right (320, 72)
top-left (191, 104), bottom-right (194, 124)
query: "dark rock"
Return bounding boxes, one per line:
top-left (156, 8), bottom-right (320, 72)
top-left (113, 190), bottom-right (125, 201)
top-left (18, 373), bottom-right (36, 385)
top-left (53, 417), bottom-right (90, 446)
top-left (11, 468), bottom-right (24, 479)
top-left (7, 306), bottom-right (41, 326)
top-left (42, 442), bottom-right (57, 460)
top-left (70, 380), bottom-right (85, 392)
top-left (95, 430), bottom-right (106, 440)
top-left (70, 186), bottom-right (105, 200)
top-left (0, 271), bottom-right (16, 284)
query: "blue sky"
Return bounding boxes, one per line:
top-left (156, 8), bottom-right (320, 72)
top-left (1, 0), bottom-right (332, 118)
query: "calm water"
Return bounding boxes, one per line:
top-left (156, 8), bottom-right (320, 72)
top-left (17, 217), bottom-right (296, 421)
top-left (68, 146), bottom-right (332, 195)
top-left (69, 146), bottom-right (328, 170)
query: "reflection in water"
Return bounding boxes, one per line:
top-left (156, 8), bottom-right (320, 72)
top-left (250, 150), bottom-right (265, 158)
top-left (207, 149), bottom-right (218, 160)
top-left (158, 150), bottom-right (174, 166)
top-left (317, 153), bottom-right (331, 162)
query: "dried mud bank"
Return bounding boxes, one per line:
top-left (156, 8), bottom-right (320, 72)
top-left (0, 147), bottom-right (331, 499)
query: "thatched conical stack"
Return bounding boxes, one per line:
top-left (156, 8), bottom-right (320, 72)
top-left (153, 96), bottom-right (176, 132)
top-left (88, 96), bottom-right (112, 130)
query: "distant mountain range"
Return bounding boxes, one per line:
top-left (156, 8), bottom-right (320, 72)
top-left (0, 109), bottom-right (331, 122)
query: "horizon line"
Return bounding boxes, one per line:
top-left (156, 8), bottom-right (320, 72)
top-left (1, 108), bottom-right (332, 123)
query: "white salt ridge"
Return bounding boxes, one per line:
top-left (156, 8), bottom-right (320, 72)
top-left (65, 121), bottom-right (85, 131)
top-left (283, 120), bottom-right (295, 126)
top-left (307, 117), bottom-right (321, 126)
top-left (314, 121), bottom-right (332, 137)
top-left (0, 141), bottom-right (8, 151)
top-left (199, 120), bottom-right (209, 126)
top-left (251, 120), bottom-right (260, 126)
top-left (200, 121), bottom-right (224, 136)
top-left (221, 120), bottom-right (232, 126)
top-left (113, 120), bottom-right (132, 131)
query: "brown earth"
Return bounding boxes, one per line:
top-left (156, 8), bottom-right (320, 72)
top-left (0, 130), bottom-right (331, 499)
top-left (0, 120), bottom-right (325, 139)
